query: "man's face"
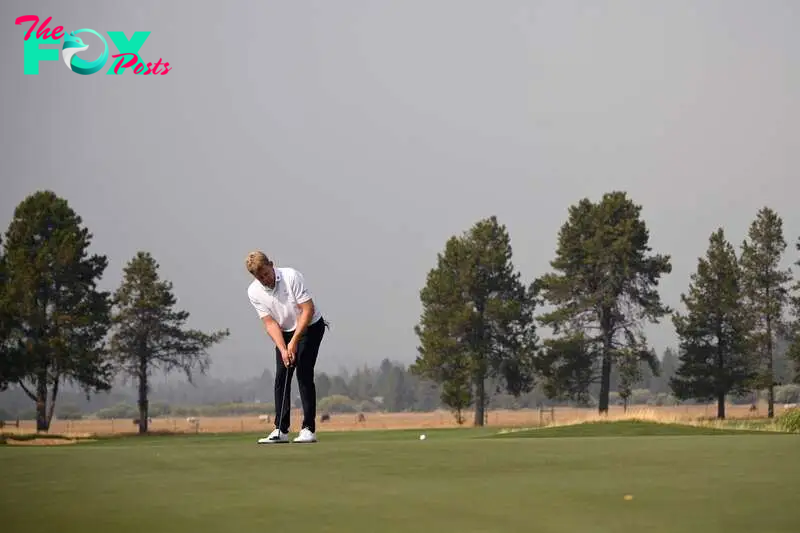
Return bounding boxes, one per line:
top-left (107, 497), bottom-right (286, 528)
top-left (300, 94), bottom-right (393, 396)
top-left (254, 264), bottom-right (276, 289)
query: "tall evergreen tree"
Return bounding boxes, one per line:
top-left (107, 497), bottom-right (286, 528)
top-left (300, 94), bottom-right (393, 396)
top-left (651, 347), bottom-right (680, 395)
top-left (786, 237), bottom-right (800, 384)
top-left (110, 251), bottom-right (229, 434)
top-left (739, 207), bottom-right (792, 418)
top-left (533, 332), bottom-right (597, 406)
top-left (671, 229), bottom-right (755, 419)
top-left (0, 233), bottom-right (20, 391)
top-left (412, 216), bottom-right (538, 425)
top-left (617, 348), bottom-right (655, 411)
top-left (1, 191), bottom-right (113, 431)
top-left (535, 191), bottom-right (672, 413)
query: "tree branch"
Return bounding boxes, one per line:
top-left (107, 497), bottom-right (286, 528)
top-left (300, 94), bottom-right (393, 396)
top-left (17, 379), bottom-right (36, 402)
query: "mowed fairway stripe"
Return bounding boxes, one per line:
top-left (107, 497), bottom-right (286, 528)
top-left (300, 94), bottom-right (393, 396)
top-left (1, 431), bottom-right (798, 533)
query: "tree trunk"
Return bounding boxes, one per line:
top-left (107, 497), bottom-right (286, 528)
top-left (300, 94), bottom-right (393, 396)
top-left (137, 361), bottom-right (149, 434)
top-left (716, 323), bottom-right (725, 420)
top-left (473, 378), bottom-right (485, 426)
top-left (767, 372), bottom-right (774, 418)
top-left (473, 301), bottom-right (487, 427)
top-left (598, 309), bottom-right (613, 414)
top-left (767, 314), bottom-right (774, 418)
top-left (599, 351), bottom-right (612, 414)
top-left (35, 373), bottom-right (48, 432)
top-left (46, 378), bottom-right (59, 429)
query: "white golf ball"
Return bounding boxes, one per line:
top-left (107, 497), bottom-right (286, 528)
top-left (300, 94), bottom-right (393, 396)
top-left (419, 434), bottom-right (426, 440)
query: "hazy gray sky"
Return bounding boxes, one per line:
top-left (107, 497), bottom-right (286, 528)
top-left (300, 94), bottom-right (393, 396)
top-left (2, 1), bottom-right (799, 379)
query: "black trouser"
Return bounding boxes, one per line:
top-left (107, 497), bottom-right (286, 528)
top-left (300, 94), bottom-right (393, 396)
top-left (274, 317), bottom-right (326, 433)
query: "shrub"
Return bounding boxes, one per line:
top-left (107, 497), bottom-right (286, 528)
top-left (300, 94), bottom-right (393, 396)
top-left (19, 409), bottom-right (37, 420)
top-left (170, 406), bottom-right (200, 417)
top-left (776, 408), bottom-right (800, 433)
top-left (94, 403), bottom-right (138, 419)
top-left (148, 402), bottom-right (172, 417)
top-left (631, 389), bottom-right (652, 405)
top-left (55, 404), bottom-right (83, 420)
top-left (318, 395), bottom-right (358, 413)
top-left (775, 384), bottom-right (800, 404)
top-left (648, 392), bottom-right (678, 406)
top-left (355, 400), bottom-right (379, 413)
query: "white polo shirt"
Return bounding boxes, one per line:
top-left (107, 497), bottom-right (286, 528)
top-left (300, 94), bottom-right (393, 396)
top-left (247, 266), bottom-right (323, 332)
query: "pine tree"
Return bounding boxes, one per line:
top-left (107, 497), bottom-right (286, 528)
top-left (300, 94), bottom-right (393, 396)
top-left (651, 347), bottom-right (679, 395)
top-left (535, 191), bottom-right (672, 413)
top-left (533, 332), bottom-right (597, 406)
top-left (412, 216), bottom-right (538, 425)
top-left (1, 191), bottom-right (113, 431)
top-left (0, 232), bottom-right (20, 391)
top-left (110, 251), bottom-right (230, 434)
top-left (739, 207), bottom-right (792, 418)
top-left (617, 348), bottom-right (654, 411)
top-left (671, 229), bottom-right (755, 419)
top-left (785, 237), bottom-right (800, 384)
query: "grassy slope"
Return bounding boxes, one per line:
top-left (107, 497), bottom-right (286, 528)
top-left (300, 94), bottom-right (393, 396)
top-left (1, 424), bottom-right (798, 533)
top-left (491, 420), bottom-right (775, 438)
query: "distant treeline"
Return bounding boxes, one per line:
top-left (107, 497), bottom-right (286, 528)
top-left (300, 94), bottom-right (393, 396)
top-left (2, 354), bottom-right (798, 421)
top-left (4, 190), bottom-right (800, 431)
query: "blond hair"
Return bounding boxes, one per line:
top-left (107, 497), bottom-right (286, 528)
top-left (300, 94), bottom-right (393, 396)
top-left (245, 251), bottom-right (271, 275)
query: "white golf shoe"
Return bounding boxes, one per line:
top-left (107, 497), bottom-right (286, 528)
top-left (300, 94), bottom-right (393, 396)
top-left (293, 427), bottom-right (317, 443)
top-left (258, 428), bottom-right (288, 444)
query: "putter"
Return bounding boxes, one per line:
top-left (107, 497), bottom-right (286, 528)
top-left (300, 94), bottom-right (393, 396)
top-left (274, 361), bottom-right (293, 442)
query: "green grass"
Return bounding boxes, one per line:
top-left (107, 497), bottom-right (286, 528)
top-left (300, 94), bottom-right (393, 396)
top-left (492, 420), bottom-right (773, 438)
top-left (1, 423), bottom-right (798, 533)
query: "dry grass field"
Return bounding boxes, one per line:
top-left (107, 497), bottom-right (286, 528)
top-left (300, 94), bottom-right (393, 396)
top-left (2, 401), bottom-right (787, 437)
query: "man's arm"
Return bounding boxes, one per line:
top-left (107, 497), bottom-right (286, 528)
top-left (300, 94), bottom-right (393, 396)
top-left (249, 292), bottom-right (289, 357)
top-left (288, 270), bottom-right (316, 346)
top-left (290, 299), bottom-right (315, 346)
top-left (262, 315), bottom-right (288, 354)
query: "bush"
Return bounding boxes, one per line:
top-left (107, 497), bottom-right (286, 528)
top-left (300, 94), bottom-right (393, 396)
top-left (355, 400), bottom-right (379, 413)
top-left (18, 409), bottom-right (37, 420)
top-left (776, 408), bottom-right (800, 433)
top-left (631, 389), bottom-right (652, 405)
top-left (318, 395), bottom-right (358, 413)
top-left (149, 402), bottom-right (172, 417)
top-left (775, 384), bottom-right (800, 404)
top-left (55, 404), bottom-right (83, 420)
top-left (94, 403), bottom-right (138, 419)
top-left (648, 392), bottom-right (678, 407)
top-left (170, 406), bottom-right (200, 417)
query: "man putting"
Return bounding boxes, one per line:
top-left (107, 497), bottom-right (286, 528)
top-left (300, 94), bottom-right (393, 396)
top-left (245, 251), bottom-right (326, 444)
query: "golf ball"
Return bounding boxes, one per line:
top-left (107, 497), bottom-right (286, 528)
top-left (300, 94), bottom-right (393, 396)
top-left (419, 434), bottom-right (426, 440)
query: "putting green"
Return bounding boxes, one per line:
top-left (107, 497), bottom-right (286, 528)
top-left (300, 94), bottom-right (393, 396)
top-left (1, 423), bottom-right (797, 533)
top-left (491, 419), bottom-right (771, 438)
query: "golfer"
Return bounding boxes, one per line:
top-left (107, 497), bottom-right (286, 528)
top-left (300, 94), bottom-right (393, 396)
top-left (245, 251), bottom-right (326, 444)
